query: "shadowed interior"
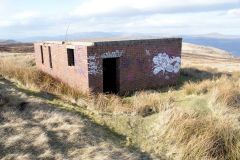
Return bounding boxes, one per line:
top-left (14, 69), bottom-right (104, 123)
top-left (103, 58), bottom-right (119, 93)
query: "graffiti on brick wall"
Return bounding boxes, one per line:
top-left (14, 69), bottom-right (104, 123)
top-left (99, 50), bottom-right (123, 58)
top-left (88, 50), bottom-right (124, 75)
top-left (145, 49), bottom-right (151, 56)
top-left (88, 55), bottom-right (102, 75)
top-left (152, 53), bottom-right (181, 77)
top-left (121, 57), bottom-right (131, 69)
top-left (74, 46), bottom-right (88, 78)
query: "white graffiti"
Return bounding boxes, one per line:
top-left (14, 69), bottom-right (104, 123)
top-left (100, 50), bottom-right (123, 58)
top-left (152, 53), bottom-right (181, 76)
top-left (145, 49), bottom-right (150, 56)
top-left (88, 56), bottom-right (102, 75)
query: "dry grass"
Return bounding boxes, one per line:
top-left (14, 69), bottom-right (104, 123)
top-left (146, 108), bottom-right (240, 160)
top-left (0, 56), bottom-right (88, 101)
top-left (182, 79), bottom-right (214, 95)
top-left (211, 76), bottom-right (240, 108)
top-left (129, 91), bottom-right (174, 116)
top-left (168, 110), bottom-right (240, 160)
top-left (0, 42), bottom-right (34, 53)
top-left (88, 90), bottom-right (175, 116)
top-left (1, 50), bottom-right (240, 159)
top-left (0, 101), bottom-right (144, 160)
top-left (182, 43), bottom-right (240, 72)
top-left (89, 93), bottom-right (125, 113)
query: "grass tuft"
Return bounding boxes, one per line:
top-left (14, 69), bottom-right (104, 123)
top-left (182, 79), bottom-right (214, 95)
top-left (162, 109), bottom-right (240, 160)
top-left (0, 56), bottom-right (88, 100)
top-left (211, 76), bottom-right (240, 108)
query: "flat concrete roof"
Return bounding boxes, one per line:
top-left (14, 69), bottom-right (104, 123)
top-left (38, 37), bottom-right (182, 46)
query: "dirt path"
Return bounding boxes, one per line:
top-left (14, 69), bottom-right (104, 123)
top-left (0, 76), bottom-right (152, 160)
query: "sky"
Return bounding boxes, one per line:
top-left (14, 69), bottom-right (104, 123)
top-left (0, 0), bottom-right (240, 39)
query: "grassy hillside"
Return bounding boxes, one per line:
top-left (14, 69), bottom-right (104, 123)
top-left (0, 43), bottom-right (34, 53)
top-left (1, 44), bottom-right (240, 159)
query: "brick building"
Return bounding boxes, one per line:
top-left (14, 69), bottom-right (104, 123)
top-left (34, 37), bottom-right (182, 94)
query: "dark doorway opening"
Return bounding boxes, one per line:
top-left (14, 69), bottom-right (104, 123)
top-left (103, 58), bottom-right (119, 94)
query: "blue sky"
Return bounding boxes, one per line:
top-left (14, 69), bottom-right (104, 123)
top-left (0, 0), bottom-right (240, 39)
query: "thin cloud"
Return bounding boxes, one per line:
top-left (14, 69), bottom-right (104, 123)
top-left (227, 8), bottom-right (240, 17)
top-left (70, 0), bottom-right (240, 17)
top-left (0, 0), bottom-right (240, 39)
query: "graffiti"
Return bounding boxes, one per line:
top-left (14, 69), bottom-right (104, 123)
top-left (165, 75), bottom-right (170, 80)
top-left (88, 56), bottom-right (102, 75)
top-left (152, 53), bottom-right (181, 76)
top-left (121, 57), bottom-right (131, 69)
top-left (145, 50), bottom-right (150, 56)
top-left (74, 46), bottom-right (88, 78)
top-left (85, 50), bottom-right (124, 75)
top-left (100, 50), bottom-right (123, 58)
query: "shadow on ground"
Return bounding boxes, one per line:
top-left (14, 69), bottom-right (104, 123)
top-left (0, 75), bottom-right (154, 160)
top-left (122, 67), bottom-right (228, 97)
top-left (176, 67), bottom-right (226, 88)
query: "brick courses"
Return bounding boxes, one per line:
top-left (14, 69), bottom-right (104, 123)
top-left (34, 37), bottom-right (182, 94)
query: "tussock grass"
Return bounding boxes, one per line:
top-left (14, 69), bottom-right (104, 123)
top-left (149, 108), bottom-right (240, 160)
top-left (88, 91), bottom-right (175, 116)
top-left (129, 91), bottom-right (174, 116)
top-left (167, 111), bottom-right (240, 159)
top-left (91, 94), bottom-right (124, 113)
top-left (183, 79), bottom-right (214, 95)
top-left (0, 56), bottom-right (88, 100)
top-left (2, 53), bottom-right (240, 159)
top-left (211, 76), bottom-right (240, 108)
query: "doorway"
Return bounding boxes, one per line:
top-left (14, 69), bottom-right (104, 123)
top-left (103, 58), bottom-right (119, 94)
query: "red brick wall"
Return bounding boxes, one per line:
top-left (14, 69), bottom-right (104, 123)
top-left (34, 43), bottom-right (89, 92)
top-left (34, 38), bottom-right (182, 94)
top-left (87, 38), bottom-right (182, 94)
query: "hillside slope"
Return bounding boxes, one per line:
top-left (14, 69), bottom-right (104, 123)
top-left (182, 42), bottom-right (240, 71)
top-left (0, 76), bottom-right (149, 160)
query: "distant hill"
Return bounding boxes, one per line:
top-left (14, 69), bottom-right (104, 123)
top-left (182, 42), bottom-right (235, 59)
top-left (182, 36), bottom-right (240, 57)
top-left (16, 32), bottom-right (151, 42)
top-left (181, 42), bottom-right (240, 72)
top-left (0, 39), bottom-right (17, 43)
top-left (0, 43), bottom-right (34, 53)
top-left (13, 32), bottom-right (240, 57)
top-left (190, 33), bottom-right (240, 39)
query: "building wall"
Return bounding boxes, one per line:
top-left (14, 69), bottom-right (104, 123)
top-left (87, 38), bottom-right (182, 94)
top-left (34, 43), bottom-right (89, 92)
top-left (34, 38), bottom-right (182, 94)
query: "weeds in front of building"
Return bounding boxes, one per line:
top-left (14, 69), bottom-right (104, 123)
top-left (1, 54), bottom-right (240, 159)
